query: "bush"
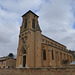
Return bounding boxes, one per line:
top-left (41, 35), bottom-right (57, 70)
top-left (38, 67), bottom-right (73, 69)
top-left (62, 59), bottom-right (69, 64)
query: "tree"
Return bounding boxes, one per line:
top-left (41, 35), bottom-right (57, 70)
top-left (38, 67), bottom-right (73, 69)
top-left (62, 59), bottom-right (69, 65)
top-left (68, 50), bottom-right (75, 59)
top-left (8, 53), bottom-right (14, 58)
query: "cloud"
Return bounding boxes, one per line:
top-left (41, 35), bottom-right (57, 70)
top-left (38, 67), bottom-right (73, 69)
top-left (0, 0), bottom-right (75, 57)
top-left (37, 0), bottom-right (75, 50)
top-left (0, 6), bottom-right (20, 57)
top-left (0, 0), bottom-right (42, 13)
top-left (0, 0), bottom-right (42, 57)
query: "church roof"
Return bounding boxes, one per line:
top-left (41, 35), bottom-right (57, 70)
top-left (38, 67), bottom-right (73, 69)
top-left (42, 34), bottom-right (66, 47)
top-left (22, 10), bottom-right (39, 17)
top-left (0, 57), bottom-right (16, 61)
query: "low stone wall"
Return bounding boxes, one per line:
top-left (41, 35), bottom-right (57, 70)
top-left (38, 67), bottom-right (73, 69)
top-left (0, 67), bottom-right (75, 75)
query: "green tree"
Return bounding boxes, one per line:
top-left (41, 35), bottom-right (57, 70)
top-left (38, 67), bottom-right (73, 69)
top-left (62, 59), bottom-right (69, 65)
top-left (8, 53), bottom-right (14, 58)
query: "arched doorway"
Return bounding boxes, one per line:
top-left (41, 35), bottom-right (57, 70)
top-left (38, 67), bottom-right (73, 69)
top-left (23, 55), bottom-right (26, 67)
top-left (22, 48), bottom-right (26, 67)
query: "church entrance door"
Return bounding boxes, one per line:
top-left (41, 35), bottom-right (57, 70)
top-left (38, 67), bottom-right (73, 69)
top-left (23, 56), bottom-right (26, 67)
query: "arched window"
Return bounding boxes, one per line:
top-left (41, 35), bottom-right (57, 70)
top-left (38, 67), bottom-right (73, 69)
top-left (60, 52), bottom-right (62, 61)
top-left (25, 20), bottom-right (27, 29)
top-left (43, 49), bottom-right (46, 60)
top-left (32, 19), bottom-right (35, 29)
top-left (23, 50), bottom-right (26, 54)
top-left (52, 50), bottom-right (54, 60)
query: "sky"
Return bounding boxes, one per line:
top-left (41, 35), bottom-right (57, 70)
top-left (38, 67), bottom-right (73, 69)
top-left (0, 0), bottom-right (75, 57)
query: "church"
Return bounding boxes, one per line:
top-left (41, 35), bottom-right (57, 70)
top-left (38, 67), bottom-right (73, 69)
top-left (16, 10), bottom-right (73, 68)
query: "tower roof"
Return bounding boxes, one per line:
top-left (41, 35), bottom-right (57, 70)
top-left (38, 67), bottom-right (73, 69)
top-left (22, 10), bottom-right (39, 17)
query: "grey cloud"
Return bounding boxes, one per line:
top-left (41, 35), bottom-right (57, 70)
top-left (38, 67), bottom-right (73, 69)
top-left (0, 0), bottom-right (75, 57)
top-left (0, 6), bottom-right (20, 57)
top-left (0, 0), bottom-right (42, 13)
top-left (37, 0), bottom-right (75, 50)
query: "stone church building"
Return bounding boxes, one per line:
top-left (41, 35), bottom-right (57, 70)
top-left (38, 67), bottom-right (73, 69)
top-left (16, 10), bottom-right (73, 68)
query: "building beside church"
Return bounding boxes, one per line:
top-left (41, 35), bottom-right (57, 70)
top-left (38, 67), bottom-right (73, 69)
top-left (16, 10), bottom-right (73, 68)
top-left (0, 57), bottom-right (16, 69)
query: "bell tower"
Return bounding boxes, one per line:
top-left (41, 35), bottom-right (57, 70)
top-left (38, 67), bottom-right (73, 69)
top-left (16, 10), bottom-right (42, 68)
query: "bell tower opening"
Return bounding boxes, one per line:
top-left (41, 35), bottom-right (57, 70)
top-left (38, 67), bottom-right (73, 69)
top-left (32, 19), bottom-right (35, 29)
top-left (24, 19), bottom-right (27, 29)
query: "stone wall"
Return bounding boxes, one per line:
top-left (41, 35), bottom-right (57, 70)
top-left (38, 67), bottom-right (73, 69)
top-left (0, 68), bottom-right (75, 75)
